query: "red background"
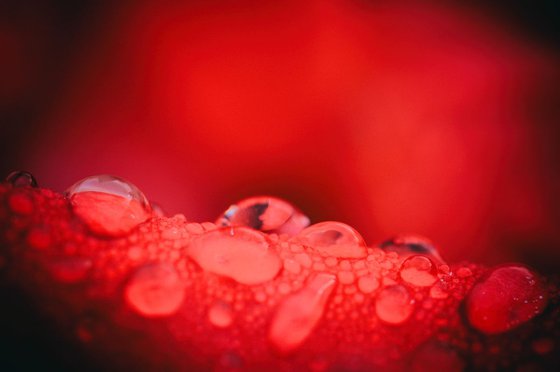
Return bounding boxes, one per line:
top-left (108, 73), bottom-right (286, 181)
top-left (1, 0), bottom-right (559, 270)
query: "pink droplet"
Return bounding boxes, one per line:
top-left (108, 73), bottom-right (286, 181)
top-left (124, 263), bottom-right (185, 317)
top-left (188, 227), bottom-right (281, 285)
top-left (216, 196), bottom-right (309, 235)
top-left (268, 273), bottom-right (336, 354)
top-left (465, 264), bottom-right (548, 335)
top-left (399, 255), bottom-right (437, 287)
top-left (66, 175), bottom-right (152, 237)
top-left (295, 221), bottom-right (367, 258)
top-left (357, 275), bottom-right (380, 294)
top-left (208, 301), bottom-right (234, 328)
top-left (375, 285), bottom-right (414, 325)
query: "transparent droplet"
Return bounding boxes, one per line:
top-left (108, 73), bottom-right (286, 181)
top-left (150, 201), bottom-right (165, 217)
top-left (188, 227), bottom-right (281, 285)
top-left (208, 301), bottom-right (234, 328)
top-left (380, 235), bottom-right (443, 262)
top-left (375, 285), bottom-right (414, 325)
top-left (216, 196), bottom-right (309, 235)
top-left (5, 171), bottom-right (38, 188)
top-left (124, 263), bottom-right (185, 317)
top-left (268, 273), bottom-right (336, 354)
top-left (399, 255), bottom-right (437, 287)
top-left (294, 221), bottom-right (367, 258)
top-left (66, 175), bottom-right (152, 237)
top-left (465, 264), bottom-right (547, 335)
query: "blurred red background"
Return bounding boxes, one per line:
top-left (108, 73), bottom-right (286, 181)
top-left (1, 0), bottom-right (559, 270)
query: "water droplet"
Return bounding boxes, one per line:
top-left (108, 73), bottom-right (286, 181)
top-left (465, 264), bottom-right (547, 334)
top-left (188, 227), bottom-right (281, 285)
top-left (216, 196), bottom-right (310, 235)
top-left (208, 301), bottom-right (234, 328)
top-left (150, 201), bottom-right (165, 217)
top-left (295, 221), bottom-right (367, 258)
top-left (5, 171), bottom-right (38, 188)
top-left (7, 192), bottom-right (34, 215)
top-left (47, 257), bottom-right (92, 283)
top-left (532, 338), bottom-right (554, 355)
top-left (456, 267), bottom-right (472, 278)
top-left (399, 255), bottom-right (437, 287)
top-left (268, 273), bottom-right (336, 354)
top-left (26, 225), bottom-right (52, 250)
top-left (124, 263), bottom-right (185, 317)
top-left (375, 285), bottom-right (414, 324)
top-left (380, 235), bottom-right (443, 262)
top-left (357, 275), bottom-right (379, 294)
top-left (66, 175), bottom-right (152, 237)
top-left (429, 282), bottom-right (449, 299)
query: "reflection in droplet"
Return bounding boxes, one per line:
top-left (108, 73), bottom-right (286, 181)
top-left (216, 196), bottom-right (309, 235)
top-left (295, 221), bottom-right (367, 258)
top-left (208, 301), bottom-right (234, 328)
top-left (380, 235), bottom-right (443, 262)
top-left (399, 255), bottom-right (437, 287)
top-left (66, 175), bottom-right (152, 237)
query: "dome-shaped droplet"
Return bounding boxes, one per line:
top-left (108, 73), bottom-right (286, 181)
top-left (208, 301), bottom-right (234, 328)
top-left (399, 255), bottom-right (437, 287)
top-left (294, 221), bottom-right (367, 258)
top-left (375, 285), bottom-right (414, 325)
top-left (124, 263), bottom-right (185, 317)
top-left (66, 175), bottom-right (152, 237)
top-left (269, 273), bottom-right (336, 354)
top-left (5, 171), bottom-right (38, 188)
top-left (188, 227), bottom-right (281, 285)
top-left (380, 235), bottom-right (443, 262)
top-left (216, 196), bottom-right (309, 235)
top-left (465, 264), bottom-right (547, 335)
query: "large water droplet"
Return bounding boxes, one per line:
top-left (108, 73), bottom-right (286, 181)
top-left (268, 273), bottom-right (336, 354)
top-left (124, 263), bottom-right (185, 317)
top-left (66, 175), bottom-right (152, 237)
top-left (5, 171), bottom-right (38, 188)
top-left (380, 235), bottom-right (443, 262)
top-left (216, 196), bottom-right (309, 235)
top-left (294, 221), bottom-right (367, 258)
top-left (465, 264), bottom-right (547, 335)
top-left (208, 301), bottom-right (234, 328)
top-left (375, 285), bottom-right (414, 325)
top-left (399, 255), bottom-right (437, 287)
top-left (188, 227), bottom-right (281, 285)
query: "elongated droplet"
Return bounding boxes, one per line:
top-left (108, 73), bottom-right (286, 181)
top-left (216, 196), bottom-right (309, 235)
top-left (375, 285), bottom-right (414, 325)
top-left (66, 175), bottom-right (152, 237)
top-left (399, 255), bottom-right (437, 287)
top-left (465, 264), bottom-right (547, 335)
top-left (295, 221), bottom-right (367, 258)
top-left (125, 263), bottom-right (185, 317)
top-left (380, 235), bottom-right (443, 262)
top-left (188, 227), bottom-right (281, 285)
top-left (269, 273), bottom-right (336, 354)
top-left (5, 171), bottom-right (38, 188)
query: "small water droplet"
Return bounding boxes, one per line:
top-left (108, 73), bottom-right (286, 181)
top-left (465, 264), bottom-right (547, 334)
top-left (208, 301), bottom-right (234, 328)
top-left (375, 285), bottom-right (414, 324)
top-left (380, 235), bottom-right (443, 262)
top-left (357, 275), bottom-right (379, 294)
top-left (26, 225), bottom-right (52, 250)
top-left (188, 227), bottom-right (281, 285)
top-left (150, 201), bottom-right (165, 217)
top-left (268, 273), bottom-right (336, 354)
top-left (399, 255), bottom-right (437, 287)
top-left (124, 263), bottom-right (185, 317)
top-left (429, 282), bottom-right (449, 299)
top-left (456, 267), bottom-right (472, 278)
top-left (295, 221), bottom-right (367, 258)
top-left (66, 175), bottom-right (152, 237)
top-left (5, 171), bottom-right (38, 188)
top-left (7, 192), bottom-right (34, 215)
top-left (216, 196), bottom-right (309, 235)
top-left (532, 338), bottom-right (554, 355)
